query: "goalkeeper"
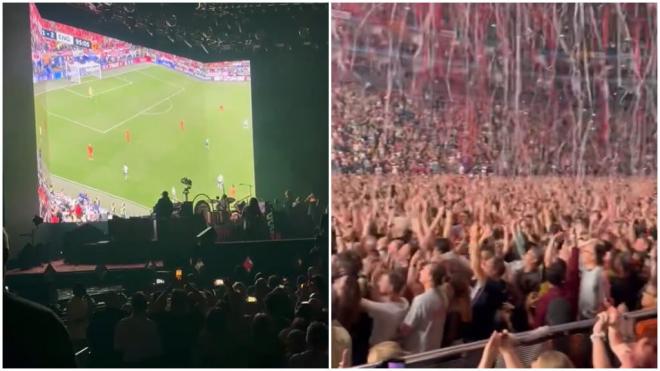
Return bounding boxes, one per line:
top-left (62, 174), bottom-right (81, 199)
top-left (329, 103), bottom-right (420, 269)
top-left (88, 85), bottom-right (97, 103)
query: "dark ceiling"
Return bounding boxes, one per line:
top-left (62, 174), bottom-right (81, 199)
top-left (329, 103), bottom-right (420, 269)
top-left (36, 2), bottom-right (328, 62)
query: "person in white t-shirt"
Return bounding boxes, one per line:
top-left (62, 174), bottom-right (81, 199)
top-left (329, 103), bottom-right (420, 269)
top-left (360, 270), bottom-right (409, 346)
top-left (399, 262), bottom-right (449, 353)
top-left (578, 239), bottom-right (610, 319)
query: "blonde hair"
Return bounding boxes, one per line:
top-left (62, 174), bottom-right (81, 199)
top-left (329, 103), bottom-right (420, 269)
top-left (367, 341), bottom-right (404, 364)
top-left (532, 350), bottom-right (574, 368)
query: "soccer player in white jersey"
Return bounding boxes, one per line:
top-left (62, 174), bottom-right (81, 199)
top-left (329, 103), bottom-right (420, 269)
top-left (171, 186), bottom-right (177, 202)
top-left (123, 164), bottom-right (128, 181)
top-left (205, 138), bottom-right (210, 150)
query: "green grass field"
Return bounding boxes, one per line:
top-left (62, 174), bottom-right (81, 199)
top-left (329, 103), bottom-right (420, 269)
top-left (34, 65), bottom-right (255, 209)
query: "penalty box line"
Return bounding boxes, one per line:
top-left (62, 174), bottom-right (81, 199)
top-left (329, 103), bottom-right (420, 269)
top-left (101, 87), bottom-right (186, 133)
top-left (46, 87), bottom-right (186, 135)
top-left (64, 77), bottom-right (133, 99)
top-left (33, 64), bottom-right (152, 97)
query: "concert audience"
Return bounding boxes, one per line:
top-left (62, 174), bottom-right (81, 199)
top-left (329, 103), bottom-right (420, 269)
top-left (114, 292), bottom-right (163, 366)
top-left (87, 292), bottom-right (125, 367)
top-left (66, 283), bottom-right (95, 350)
top-left (4, 227), bottom-right (329, 368)
top-left (3, 229), bottom-right (77, 368)
top-left (332, 84), bottom-right (657, 177)
top-left (331, 175), bottom-right (657, 367)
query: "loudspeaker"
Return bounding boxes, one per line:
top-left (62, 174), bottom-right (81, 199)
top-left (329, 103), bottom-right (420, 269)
top-left (109, 218), bottom-right (153, 243)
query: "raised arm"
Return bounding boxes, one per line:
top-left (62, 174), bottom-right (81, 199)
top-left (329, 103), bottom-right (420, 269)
top-left (498, 331), bottom-right (524, 368)
top-left (360, 209), bottom-right (373, 240)
top-left (544, 234), bottom-right (559, 268)
top-left (606, 306), bottom-right (635, 368)
top-left (478, 332), bottom-right (501, 368)
top-left (469, 222), bottom-right (486, 283)
top-left (591, 312), bottom-right (612, 368)
top-left (443, 208), bottom-right (453, 238)
top-left (542, 205), bottom-right (553, 232)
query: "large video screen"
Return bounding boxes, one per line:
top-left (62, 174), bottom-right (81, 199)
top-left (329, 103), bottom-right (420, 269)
top-left (29, 4), bottom-right (255, 223)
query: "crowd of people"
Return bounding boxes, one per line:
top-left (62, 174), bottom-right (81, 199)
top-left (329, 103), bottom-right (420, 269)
top-left (31, 3), bottom-right (250, 84)
top-left (4, 228), bottom-right (329, 368)
top-left (332, 84), bottom-right (657, 177)
top-left (37, 153), bottom-right (113, 223)
top-left (331, 175), bottom-right (656, 367)
top-left (332, 2), bottom-right (657, 178)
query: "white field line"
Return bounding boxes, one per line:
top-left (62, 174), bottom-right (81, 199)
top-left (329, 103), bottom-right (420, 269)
top-left (44, 65), bottom-right (185, 133)
top-left (51, 174), bottom-right (151, 211)
top-left (64, 88), bottom-right (92, 98)
top-left (114, 76), bottom-right (133, 84)
top-left (65, 78), bottom-right (134, 99)
top-left (93, 79), bottom-right (133, 95)
top-left (136, 70), bottom-right (185, 89)
top-left (47, 112), bottom-right (106, 134)
top-left (101, 87), bottom-right (185, 133)
top-left (34, 64), bottom-right (152, 97)
top-left (48, 86), bottom-right (184, 134)
top-left (141, 97), bottom-right (174, 115)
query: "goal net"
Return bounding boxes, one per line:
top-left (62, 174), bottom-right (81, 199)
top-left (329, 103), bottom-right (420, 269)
top-left (66, 61), bottom-right (102, 84)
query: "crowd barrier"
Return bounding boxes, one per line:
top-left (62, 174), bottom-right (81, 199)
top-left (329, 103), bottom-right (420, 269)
top-left (357, 308), bottom-right (657, 368)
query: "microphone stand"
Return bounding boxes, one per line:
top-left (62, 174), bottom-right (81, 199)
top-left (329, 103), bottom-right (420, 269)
top-left (240, 184), bottom-right (253, 198)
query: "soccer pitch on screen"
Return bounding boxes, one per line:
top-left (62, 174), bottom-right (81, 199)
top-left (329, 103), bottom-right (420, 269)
top-left (33, 61), bottom-right (255, 218)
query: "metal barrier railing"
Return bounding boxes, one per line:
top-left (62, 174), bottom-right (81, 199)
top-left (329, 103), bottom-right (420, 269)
top-left (75, 346), bottom-right (91, 367)
top-left (357, 308), bottom-right (657, 368)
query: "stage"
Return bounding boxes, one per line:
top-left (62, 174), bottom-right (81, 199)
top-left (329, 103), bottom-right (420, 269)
top-left (4, 237), bottom-right (324, 306)
top-left (5, 259), bottom-right (164, 276)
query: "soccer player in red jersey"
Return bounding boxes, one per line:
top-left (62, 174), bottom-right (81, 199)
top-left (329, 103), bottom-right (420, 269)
top-left (124, 129), bottom-right (131, 143)
top-left (87, 144), bottom-right (94, 160)
top-left (219, 105), bottom-right (224, 112)
top-left (179, 119), bottom-right (185, 131)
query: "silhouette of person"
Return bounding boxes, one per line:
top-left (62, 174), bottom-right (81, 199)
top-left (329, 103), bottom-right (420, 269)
top-left (154, 191), bottom-right (174, 219)
top-left (3, 228), bottom-right (76, 367)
